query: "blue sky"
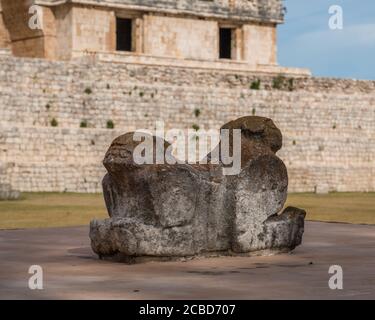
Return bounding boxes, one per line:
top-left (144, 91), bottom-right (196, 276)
top-left (278, 0), bottom-right (375, 79)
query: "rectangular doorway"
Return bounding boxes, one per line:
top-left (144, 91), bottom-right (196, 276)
top-left (116, 18), bottom-right (133, 52)
top-left (219, 28), bottom-right (232, 59)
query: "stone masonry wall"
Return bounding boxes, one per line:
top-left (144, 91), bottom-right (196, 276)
top-left (0, 51), bottom-right (374, 193)
top-left (1, 2), bottom-right (279, 64)
top-left (37, 0), bottom-right (284, 23)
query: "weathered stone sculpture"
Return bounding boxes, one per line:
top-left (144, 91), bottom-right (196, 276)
top-left (90, 116), bottom-right (306, 262)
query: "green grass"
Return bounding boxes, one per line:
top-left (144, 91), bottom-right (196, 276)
top-left (0, 193), bottom-right (107, 229)
top-left (0, 192), bottom-right (374, 230)
top-left (286, 192), bottom-right (375, 225)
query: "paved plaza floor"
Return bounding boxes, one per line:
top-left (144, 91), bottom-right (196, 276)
top-left (0, 221), bottom-right (374, 299)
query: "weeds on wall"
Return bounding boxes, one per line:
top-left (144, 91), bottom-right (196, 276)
top-left (272, 75), bottom-right (286, 90)
top-left (250, 79), bottom-right (261, 90)
top-left (84, 87), bottom-right (92, 95)
top-left (194, 108), bottom-right (201, 118)
top-left (107, 120), bottom-right (115, 129)
top-left (192, 124), bottom-right (200, 131)
top-left (50, 118), bottom-right (58, 127)
top-left (80, 120), bottom-right (88, 128)
top-left (272, 75), bottom-right (295, 91)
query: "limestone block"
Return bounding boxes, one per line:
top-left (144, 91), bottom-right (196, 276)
top-left (0, 183), bottom-right (20, 200)
top-left (315, 184), bottom-right (329, 194)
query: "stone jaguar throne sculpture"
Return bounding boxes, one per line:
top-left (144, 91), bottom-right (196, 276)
top-left (90, 116), bottom-right (306, 262)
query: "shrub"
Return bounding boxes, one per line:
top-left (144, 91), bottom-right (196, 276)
top-left (272, 75), bottom-right (286, 90)
top-left (80, 120), bottom-right (88, 128)
top-left (50, 118), bottom-right (58, 127)
top-left (250, 79), bottom-right (261, 90)
top-left (194, 108), bottom-right (201, 118)
top-left (84, 87), bottom-right (92, 94)
top-left (106, 120), bottom-right (115, 129)
top-left (192, 124), bottom-right (200, 131)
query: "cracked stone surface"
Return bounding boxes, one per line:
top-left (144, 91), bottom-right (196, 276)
top-left (90, 116), bottom-right (306, 261)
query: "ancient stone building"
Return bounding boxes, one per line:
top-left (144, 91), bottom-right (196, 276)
top-left (0, 1), bottom-right (374, 194)
top-left (0, 0), bottom-right (307, 75)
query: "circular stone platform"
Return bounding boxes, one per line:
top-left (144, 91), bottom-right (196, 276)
top-left (0, 221), bottom-right (374, 299)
